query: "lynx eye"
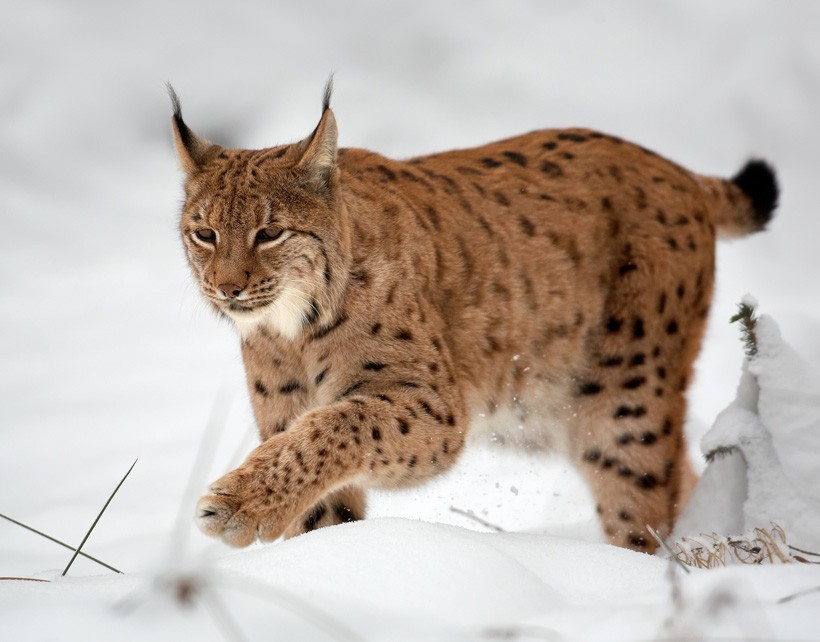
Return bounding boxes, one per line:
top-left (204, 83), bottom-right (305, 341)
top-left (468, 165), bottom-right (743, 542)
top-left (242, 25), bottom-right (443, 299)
top-left (255, 227), bottom-right (284, 244)
top-left (194, 228), bottom-right (216, 244)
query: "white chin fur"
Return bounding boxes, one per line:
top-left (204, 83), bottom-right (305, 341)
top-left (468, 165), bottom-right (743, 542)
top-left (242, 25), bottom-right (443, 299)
top-left (229, 286), bottom-right (311, 340)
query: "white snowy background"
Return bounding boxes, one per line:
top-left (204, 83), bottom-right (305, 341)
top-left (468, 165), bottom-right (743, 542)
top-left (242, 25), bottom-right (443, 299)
top-left (1, 1), bottom-right (819, 640)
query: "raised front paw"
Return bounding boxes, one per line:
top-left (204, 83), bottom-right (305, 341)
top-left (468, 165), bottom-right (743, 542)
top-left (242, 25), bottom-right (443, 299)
top-left (195, 465), bottom-right (290, 547)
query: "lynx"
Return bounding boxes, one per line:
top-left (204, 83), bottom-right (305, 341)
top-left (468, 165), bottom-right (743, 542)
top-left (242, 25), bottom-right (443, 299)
top-left (170, 81), bottom-right (777, 551)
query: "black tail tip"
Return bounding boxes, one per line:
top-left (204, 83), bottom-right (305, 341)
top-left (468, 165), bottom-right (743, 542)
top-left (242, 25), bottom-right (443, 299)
top-left (731, 159), bottom-right (779, 227)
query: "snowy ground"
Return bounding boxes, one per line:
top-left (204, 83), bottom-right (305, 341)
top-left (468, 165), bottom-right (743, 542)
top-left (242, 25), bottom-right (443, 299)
top-left (2, 1), bottom-right (819, 640)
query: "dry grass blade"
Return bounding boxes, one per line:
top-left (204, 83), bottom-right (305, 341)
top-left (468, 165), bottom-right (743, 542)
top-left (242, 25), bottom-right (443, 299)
top-left (450, 506), bottom-right (505, 532)
top-left (778, 585), bottom-right (820, 604)
top-left (646, 525), bottom-right (690, 574)
top-left (0, 577), bottom-right (50, 582)
top-left (789, 544), bottom-right (820, 558)
top-left (0, 511), bottom-right (123, 574)
top-left (62, 458), bottom-right (138, 577)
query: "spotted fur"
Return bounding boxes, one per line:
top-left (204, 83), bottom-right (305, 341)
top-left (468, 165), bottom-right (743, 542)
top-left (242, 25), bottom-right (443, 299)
top-left (170, 83), bottom-right (777, 551)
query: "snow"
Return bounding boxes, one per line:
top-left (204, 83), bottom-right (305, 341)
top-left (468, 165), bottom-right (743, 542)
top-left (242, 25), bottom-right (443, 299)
top-left (678, 311), bottom-right (820, 551)
top-left (2, 1), bottom-right (820, 640)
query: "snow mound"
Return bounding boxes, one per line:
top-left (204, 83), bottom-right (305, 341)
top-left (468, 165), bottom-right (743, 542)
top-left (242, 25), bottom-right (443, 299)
top-left (675, 305), bottom-right (820, 552)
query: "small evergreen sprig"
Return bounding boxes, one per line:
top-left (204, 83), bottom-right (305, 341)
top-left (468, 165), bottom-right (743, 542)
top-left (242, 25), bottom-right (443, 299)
top-left (730, 299), bottom-right (759, 358)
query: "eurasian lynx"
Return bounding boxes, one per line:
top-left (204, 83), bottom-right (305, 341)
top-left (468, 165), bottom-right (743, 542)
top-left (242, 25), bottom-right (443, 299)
top-left (171, 82), bottom-right (777, 551)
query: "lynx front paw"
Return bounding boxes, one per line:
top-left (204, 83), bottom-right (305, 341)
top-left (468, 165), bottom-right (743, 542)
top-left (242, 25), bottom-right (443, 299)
top-left (195, 468), bottom-right (289, 547)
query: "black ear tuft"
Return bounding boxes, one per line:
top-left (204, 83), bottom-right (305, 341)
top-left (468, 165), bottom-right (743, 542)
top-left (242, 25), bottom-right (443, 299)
top-left (731, 159), bottom-right (779, 228)
top-left (166, 82), bottom-right (192, 147)
top-left (322, 74), bottom-right (334, 113)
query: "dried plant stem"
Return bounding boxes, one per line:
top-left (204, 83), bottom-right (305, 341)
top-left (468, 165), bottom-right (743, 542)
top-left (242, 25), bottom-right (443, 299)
top-left (62, 458), bottom-right (137, 577)
top-left (0, 511), bottom-right (123, 574)
top-left (0, 577), bottom-right (50, 582)
top-left (449, 506), bottom-right (505, 532)
top-left (788, 544), bottom-right (820, 558)
top-left (646, 525), bottom-right (690, 574)
top-left (778, 585), bottom-right (820, 604)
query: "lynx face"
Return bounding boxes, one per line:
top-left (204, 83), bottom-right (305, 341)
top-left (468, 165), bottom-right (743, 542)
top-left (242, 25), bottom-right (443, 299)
top-left (177, 128), bottom-right (349, 337)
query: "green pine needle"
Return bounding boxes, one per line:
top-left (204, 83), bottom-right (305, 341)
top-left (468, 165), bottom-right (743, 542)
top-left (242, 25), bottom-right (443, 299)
top-left (62, 458), bottom-right (137, 577)
top-left (730, 301), bottom-right (759, 358)
top-left (705, 445), bottom-right (739, 463)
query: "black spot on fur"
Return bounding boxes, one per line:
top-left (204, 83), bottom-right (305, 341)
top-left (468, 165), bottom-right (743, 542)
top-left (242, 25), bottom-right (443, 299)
top-left (623, 376), bottom-right (646, 390)
top-left (666, 320), bottom-right (679, 335)
top-left (371, 428), bottom-right (381, 440)
top-left (255, 381), bottom-right (269, 396)
top-left (614, 405), bottom-right (647, 419)
top-left (583, 447), bottom-right (602, 463)
top-left (313, 314), bottom-right (348, 340)
top-left (340, 381), bottom-right (367, 398)
top-left (481, 157), bottom-right (502, 168)
top-left (630, 353), bottom-right (646, 366)
top-left (606, 317), bottom-right (623, 333)
top-left (633, 318), bottom-right (645, 340)
top-left (397, 419), bottom-right (410, 435)
top-left (558, 132), bottom-right (588, 143)
top-left (629, 534), bottom-right (649, 548)
top-left (377, 164), bottom-right (396, 181)
top-left (640, 431), bottom-right (658, 445)
top-left (280, 380), bottom-right (305, 394)
top-left (314, 369), bottom-right (328, 386)
top-left (540, 161), bottom-right (564, 177)
top-left (580, 382), bottom-right (603, 395)
top-left (518, 216), bottom-right (536, 237)
top-left (619, 262), bottom-right (637, 276)
top-left (503, 150), bottom-right (527, 167)
top-left (542, 141), bottom-right (557, 150)
top-left (334, 502), bottom-right (358, 523)
top-left (493, 191), bottom-right (510, 207)
top-left (601, 356), bottom-right (624, 367)
top-left (396, 330), bottom-right (413, 341)
top-left (637, 473), bottom-right (658, 490)
top-left (616, 432), bottom-right (634, 445)
top-left (371, 322), bottom-right (382, 335)
top-left (364, 362), bottom-right (387, 371)
top-left (303, 504), bottom-right (327, 532)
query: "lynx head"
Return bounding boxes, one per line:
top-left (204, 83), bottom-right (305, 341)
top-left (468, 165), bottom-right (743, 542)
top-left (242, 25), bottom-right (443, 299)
top-left (170, 80), bottom-right (351, 339)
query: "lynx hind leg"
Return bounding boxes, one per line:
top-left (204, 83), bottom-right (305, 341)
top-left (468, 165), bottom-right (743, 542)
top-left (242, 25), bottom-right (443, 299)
top-left (574, 385), bottom-right (691, 552)
top-left (572, 303), bottom-right (706, 551)
top-left (282, 486), bottom-right (366, 539)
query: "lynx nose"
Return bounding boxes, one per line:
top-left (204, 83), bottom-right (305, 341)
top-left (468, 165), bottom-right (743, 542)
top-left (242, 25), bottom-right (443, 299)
top-left (217, 283), bottom-right (244, 299)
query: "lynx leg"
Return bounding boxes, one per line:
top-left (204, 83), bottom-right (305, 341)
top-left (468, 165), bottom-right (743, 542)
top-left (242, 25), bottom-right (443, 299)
top-left (282, 486), bottom-right (366, 539)
top-left (196, 388), bottom-right (466, 547)
top-left (573, 387), bottom-right (692, 552)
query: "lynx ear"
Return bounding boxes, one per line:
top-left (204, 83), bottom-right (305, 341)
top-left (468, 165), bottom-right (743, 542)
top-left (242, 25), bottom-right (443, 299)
top-left (295, 78), bottom-right (338, 193)
top-left (167, 84), bottom-right (217, 174)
